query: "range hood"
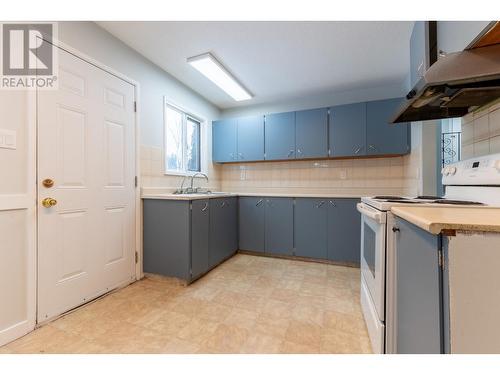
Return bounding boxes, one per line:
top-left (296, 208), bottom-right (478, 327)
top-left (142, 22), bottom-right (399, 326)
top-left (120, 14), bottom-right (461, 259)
top-left (392, 28), bottom-right (500, 123)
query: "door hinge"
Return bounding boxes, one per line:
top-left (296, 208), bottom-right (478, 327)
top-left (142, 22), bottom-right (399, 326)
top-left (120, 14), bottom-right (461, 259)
top-left (134, 176), bottom-right (138, 187)
top-left (134, 101), bottom-right (137, 112)
top-left (135, 251), bottom-right (138, 264)
top-left (438, 250), bottom-right (445, 270)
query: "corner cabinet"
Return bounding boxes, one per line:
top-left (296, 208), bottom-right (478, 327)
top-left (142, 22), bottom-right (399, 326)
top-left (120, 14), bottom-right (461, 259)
top-left (143, 197), bottom-right (237, 283)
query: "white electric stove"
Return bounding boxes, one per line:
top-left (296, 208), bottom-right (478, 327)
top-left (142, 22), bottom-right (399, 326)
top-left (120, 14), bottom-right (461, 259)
top-left (358, 152), bottom-right (500, 354)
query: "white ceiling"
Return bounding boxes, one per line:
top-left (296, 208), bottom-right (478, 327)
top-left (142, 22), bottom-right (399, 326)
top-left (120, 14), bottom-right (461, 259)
top-left (97, 21), bottom-right (414, 110)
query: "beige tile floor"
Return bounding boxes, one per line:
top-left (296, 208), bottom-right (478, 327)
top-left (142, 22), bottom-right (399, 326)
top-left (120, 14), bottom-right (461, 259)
top-left (0, 254), bottom-right (372, 354)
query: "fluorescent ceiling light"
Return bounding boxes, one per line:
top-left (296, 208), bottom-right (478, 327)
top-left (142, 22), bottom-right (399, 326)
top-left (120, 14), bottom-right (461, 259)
top-left (187, 53), bottom-right (252, 101)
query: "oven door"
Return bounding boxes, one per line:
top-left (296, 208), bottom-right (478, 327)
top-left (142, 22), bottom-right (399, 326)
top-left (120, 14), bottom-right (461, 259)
top-left (357, 202), bottom-right (386, 320)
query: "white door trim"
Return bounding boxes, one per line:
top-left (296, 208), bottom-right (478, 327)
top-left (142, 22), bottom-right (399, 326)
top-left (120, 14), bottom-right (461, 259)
top-left (30, 39), bottom-right (143, 314)
top-left (0, 93), bottom-right (37, 347)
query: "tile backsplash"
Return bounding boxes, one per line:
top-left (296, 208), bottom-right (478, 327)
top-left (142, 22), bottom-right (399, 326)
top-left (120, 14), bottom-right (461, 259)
top-left (461, 100), bottom-right (500, 159)
top-left (220, 157), bottom-right (411, 196)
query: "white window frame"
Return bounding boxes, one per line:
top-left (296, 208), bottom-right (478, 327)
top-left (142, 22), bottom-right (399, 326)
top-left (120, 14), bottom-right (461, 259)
top-left (163, 98), bottom-right (207, 177)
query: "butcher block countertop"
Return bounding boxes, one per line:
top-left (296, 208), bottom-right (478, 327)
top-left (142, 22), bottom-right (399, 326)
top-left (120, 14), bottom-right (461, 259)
top-left (391, 206), bottom-right (500, 235)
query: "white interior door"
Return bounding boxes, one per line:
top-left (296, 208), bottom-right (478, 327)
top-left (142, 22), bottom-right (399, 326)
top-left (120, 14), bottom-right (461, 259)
top-left (37, 46), bottom-right (136, 323)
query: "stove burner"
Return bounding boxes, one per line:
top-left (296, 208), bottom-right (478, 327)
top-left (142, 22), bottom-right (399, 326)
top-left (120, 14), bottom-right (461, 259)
top-left (433, 199), bottom-right (484, 206)
top-left (372, 196), bottom-right (407, 200)
top-left (385, 200), bottom-right (420, 203)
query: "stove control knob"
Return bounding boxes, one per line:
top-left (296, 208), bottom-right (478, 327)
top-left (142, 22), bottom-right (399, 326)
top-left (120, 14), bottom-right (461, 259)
top-left (449, 166), bottom-right (457, 175)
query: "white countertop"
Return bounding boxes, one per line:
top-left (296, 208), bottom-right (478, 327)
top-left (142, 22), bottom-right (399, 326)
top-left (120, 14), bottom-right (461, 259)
top-left (391, 205), bottom-right (500, 234)
top-left (141, 191), bottom-right (363, 200)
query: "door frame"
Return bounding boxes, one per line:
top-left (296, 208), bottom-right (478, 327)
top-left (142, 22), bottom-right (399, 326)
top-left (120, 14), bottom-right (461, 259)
top-left (29, 38), bottom-right (143, 323)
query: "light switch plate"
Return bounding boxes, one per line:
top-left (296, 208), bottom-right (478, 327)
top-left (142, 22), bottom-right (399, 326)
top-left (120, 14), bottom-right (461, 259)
top-left (339, 168), bottom-right (348, 180)
top-left (0, 129), bottom-right (16, 150)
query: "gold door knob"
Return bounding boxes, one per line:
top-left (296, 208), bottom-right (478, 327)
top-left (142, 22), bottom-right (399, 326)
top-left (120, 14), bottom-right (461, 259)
top-left (42, 198), bottom-right (57, 208)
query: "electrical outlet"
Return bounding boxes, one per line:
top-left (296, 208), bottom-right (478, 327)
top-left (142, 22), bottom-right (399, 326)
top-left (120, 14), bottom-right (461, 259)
top-left (340, 168), bottom-right (348, 180)
top-left (240, 166), bottom-right (246, 180)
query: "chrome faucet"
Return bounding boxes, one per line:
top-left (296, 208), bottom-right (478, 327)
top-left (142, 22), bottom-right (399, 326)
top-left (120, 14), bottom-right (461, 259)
top-left (190, 172), bottom-right (209, 192)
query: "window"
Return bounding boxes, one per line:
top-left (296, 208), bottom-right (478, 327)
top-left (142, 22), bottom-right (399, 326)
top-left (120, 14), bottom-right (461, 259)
top-left (164, 103), bottom-right (202, 175)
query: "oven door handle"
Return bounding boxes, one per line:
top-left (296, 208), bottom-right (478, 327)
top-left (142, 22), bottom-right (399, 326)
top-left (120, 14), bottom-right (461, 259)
top-left (357, 203), bottom-right (386, 224)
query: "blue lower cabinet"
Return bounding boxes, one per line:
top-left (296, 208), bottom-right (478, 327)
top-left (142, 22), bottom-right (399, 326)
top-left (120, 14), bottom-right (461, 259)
top-left (294, 198), bottom-right (328, 259)
top-left (295, 108), bottom-right (328, 159)
top-left (327, 199), bottom-right (361, 263)
top-left (265, 112), bottom-right (296, 160)
top-left (265, 198), bottom-right (294, 255)
top-left (394, 217), bottom-right (442, 354)
top-left (191, 199), bottom-right (210, 279)
top-left (209, 197), bottom-right (238, 268)
top-left (239, 197), bottom-right (265, 252)
top-left (143, 200), bottom-right (191, 280)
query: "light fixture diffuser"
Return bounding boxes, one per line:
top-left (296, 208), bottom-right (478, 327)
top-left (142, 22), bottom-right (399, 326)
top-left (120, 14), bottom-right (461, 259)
top-left (187, 53), bottom-right (252, 101)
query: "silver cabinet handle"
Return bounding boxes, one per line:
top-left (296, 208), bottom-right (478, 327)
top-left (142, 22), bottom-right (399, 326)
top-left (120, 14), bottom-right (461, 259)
top-left (220, 201), bottom-right (226, 208)
top-left (368, 144), bottom-right (378, 151)
top-left (266, 199), bottom-right (273, 207)
top-left (201, 202), bottom-right (209, 212)
top-left (354, 146), bottom-right (362, 154)
top-left (329, 200), bottom-right (336, 207)
top-left (297, 149), bottom-right (302, 155)
top-left (238, 152), bottom-right (244, 159)
top-left (316, 200), bottom-right (326, 208)
top-left (229, 153), bottom-right (235, 160)
top-left (256, 199), bottom-right (264, 206)
top-left (287, 150), bottom-right (294, 157)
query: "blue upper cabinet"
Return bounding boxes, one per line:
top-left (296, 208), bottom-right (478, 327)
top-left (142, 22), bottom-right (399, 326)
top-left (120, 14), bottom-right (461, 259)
top-left (366, 98), bottom-right (410, 156)
top-left (329, 102), bottom-right (367, 157)
top-left (410, 21), bottom-right (429, 89)
top-left (212, 119), bottom-right (237, 162)
top-left (265, 111), bottom-right (296, 160)
top-left (237, 115), bottom-right (264, 161)
top-left (295, 108), bottom-right (328, 159)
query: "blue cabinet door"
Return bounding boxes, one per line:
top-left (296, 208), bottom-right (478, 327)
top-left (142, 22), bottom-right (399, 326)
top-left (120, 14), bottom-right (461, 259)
top-left (294, 198), bottom-right (328, 259)
top-left (265, 112), bottom-right (296, 160)
top-left (410, 21), bottom-right (428, 89)
top-left (394, 217), bottom-right (442, 354)
top-left (239, 197), bottom-right (265, 253)
top-left (329, 102), bottom-right (367, 157)
top-left (366, 98), bottom-right (410, 155)
top-left (295, 108), bottom-right (328, 159)
top-left (209, 198), bottom-right (226, 268)
top-left (327, 199), bottom-right (361, 263)
top-left (191, 199), bottom-right (209, 279)
top-left (212, 119), bottom-right (237, 162)
top-left (222, 197), bottom-right (238, 259)
top-left (143, 200), bottom-right (191, 280)
top-left (237, 116), bottom-right (264, 161)
top-left (265, 198), bottom-right (294, 255)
